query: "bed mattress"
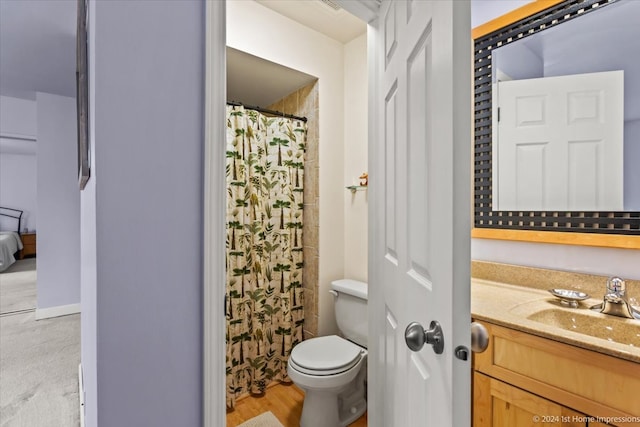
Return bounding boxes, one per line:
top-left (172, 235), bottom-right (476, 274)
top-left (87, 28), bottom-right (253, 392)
top-left (0, 232), bottom-right (24, 272)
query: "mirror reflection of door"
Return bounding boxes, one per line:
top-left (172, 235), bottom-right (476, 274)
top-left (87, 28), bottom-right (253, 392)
top-left (487, 0), bottom-right (640, 213)
top-left (493, 71), bottom-right (624, 212)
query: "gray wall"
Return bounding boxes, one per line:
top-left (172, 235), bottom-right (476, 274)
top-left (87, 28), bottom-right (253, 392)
top-left (36, 92), bottom-right (80, 310)
top-left (492, 42), bottom-right (543, 82)
top-left (624, 119), bottom-right (640, 210)
top-left (81, 1), bottom-right (98, 421)
top-left (471, 0), bottom-right (532, 28)
top-left (0, 152), bottom-right (36, 232)
top-left (0, 96), bottom-right (37, 232)
top-left (81, 1), bottom-right (204, 426)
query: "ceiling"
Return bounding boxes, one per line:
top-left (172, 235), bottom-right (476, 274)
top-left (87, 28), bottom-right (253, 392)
top-left (227, 48), bottom-right (317, 108)
top-left (255, 0), bottom-right (366, 44)
top-left (0, 0), bottom-right (364, 107)
top-left (227, 0), bottom-right (366, 107)
top-left (0, 0), bottom-right (77, 100)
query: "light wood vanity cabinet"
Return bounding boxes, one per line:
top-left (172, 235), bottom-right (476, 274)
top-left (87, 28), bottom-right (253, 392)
top-left (474, 372), bottom-right (584, 427)
top-left (473, 322), bottom-right (640, 427)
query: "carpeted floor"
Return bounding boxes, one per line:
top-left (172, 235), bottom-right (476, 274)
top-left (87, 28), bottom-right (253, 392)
top-left (0, 259), bottom-right (80, 427)
top-left (0, 258), bottom-right (36, 315)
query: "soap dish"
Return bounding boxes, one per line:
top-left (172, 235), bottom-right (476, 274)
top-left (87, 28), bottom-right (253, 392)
top-left (548, 289), bottom-right (590, 308)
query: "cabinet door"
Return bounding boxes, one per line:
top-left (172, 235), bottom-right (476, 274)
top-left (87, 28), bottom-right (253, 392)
top-left (474, 372), bottom-right (585, 427)
top-left (474, 322), bottom-right (640, 420)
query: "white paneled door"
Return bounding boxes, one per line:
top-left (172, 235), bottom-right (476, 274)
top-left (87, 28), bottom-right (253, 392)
top-left (367, 1), bottom-right (471, 426)
top-left (494, 71), bottom-right (624, 211)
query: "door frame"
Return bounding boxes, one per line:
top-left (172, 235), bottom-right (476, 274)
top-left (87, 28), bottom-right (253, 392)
top-left (203, 3), bottom-right (381, 425)
top-left (203, 1), bottom-right (227, 426)
top-left (203, 2), bottom-right (472, 426)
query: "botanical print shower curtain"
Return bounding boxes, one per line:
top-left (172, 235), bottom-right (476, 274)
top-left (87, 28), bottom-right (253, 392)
top-left (225, 105), bottom-right (306, 408)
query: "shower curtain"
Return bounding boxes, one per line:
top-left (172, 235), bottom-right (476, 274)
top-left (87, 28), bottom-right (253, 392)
top-left (225, 105), bottom-right (306, 408)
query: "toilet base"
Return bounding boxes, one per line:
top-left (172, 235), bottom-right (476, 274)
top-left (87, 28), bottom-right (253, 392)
top-left (299, 390), bottom-right (366, 427)
top-left (300, 390), bottom-right (340, 427)
top-left (299, 363), bottom-right (367, 427)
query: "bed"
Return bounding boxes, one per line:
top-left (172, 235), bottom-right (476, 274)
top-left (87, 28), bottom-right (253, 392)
top-left (0, 207), bottom-right (24, 273)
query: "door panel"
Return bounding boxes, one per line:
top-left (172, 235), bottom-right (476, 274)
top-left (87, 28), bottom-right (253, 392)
top-left (495, 71), bottom-right (624, 211)
top-left (384, 82), bottom-right (398, 264)
top-left (384, 308), bottom-right (398, 427)
top-left (407, 28), bottom-right (432, 281)
top-left (370, 1), bottom-right (471, 426)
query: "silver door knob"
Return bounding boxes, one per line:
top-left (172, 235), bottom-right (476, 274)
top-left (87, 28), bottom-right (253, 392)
top-left (404, 320), bottom-right (444, 354)
top-left (454, 322), bottom-right (491, 361)
top-left (471, 322), bottom-right (489, 353)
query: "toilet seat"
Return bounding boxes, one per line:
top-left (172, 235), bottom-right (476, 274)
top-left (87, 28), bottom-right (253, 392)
top-left (289, 335), bottom-right (364, 376)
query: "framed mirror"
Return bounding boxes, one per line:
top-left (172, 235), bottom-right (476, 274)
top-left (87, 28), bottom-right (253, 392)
top-left (76, 0), bottom-right (90, 190)
top-left (472, 0), bottom-right (640, 249)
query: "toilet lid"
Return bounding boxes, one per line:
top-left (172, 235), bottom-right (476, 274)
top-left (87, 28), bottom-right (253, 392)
top-left (290, 335), bottom-right (363, 374)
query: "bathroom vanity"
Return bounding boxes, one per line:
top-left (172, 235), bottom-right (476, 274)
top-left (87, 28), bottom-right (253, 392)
top-left (469, 0), bottom-right (640, 423)
top-left (471, 277), bottom-right (640, 427)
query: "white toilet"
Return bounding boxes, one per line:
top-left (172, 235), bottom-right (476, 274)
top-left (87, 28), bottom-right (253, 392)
top-left (287, 279), bottom-right (368, 427)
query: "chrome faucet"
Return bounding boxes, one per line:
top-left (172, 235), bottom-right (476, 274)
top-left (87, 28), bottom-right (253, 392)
top-left (592, 277), bottom-right (640, 319)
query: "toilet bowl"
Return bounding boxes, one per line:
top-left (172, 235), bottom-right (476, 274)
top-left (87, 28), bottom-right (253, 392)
top-left (288, 335), bottom-right (367, 427)
top-left (287, 279), bottom-right (368, 427)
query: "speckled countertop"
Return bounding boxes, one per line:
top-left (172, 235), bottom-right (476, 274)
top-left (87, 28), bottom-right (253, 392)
top-left (471, 278), bottom-right (640, 363)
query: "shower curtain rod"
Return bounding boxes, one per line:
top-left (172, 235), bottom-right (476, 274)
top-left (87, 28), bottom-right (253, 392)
top-left (227, 101), bottom-right (308, 122)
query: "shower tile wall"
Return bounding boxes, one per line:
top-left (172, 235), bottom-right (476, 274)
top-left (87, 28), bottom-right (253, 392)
top-left (268, 81), bottom-right (320, 339)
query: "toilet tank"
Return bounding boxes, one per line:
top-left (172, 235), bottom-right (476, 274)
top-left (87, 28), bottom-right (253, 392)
top-left (331, 279), bottom-right (368, 348)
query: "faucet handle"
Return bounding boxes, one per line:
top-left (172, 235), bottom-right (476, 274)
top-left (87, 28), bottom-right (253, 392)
top-left (606, 277), bottom-right (626, 296)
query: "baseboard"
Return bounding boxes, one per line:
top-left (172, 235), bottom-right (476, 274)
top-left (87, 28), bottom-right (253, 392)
top-left (79, 363), bottom-right (85, 427)
top-left (35, 303), bottom-right (81, 320)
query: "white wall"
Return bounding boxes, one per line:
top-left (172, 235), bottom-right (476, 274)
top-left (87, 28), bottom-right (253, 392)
top-left (471, 0), bottom-right (640, 281)
top-left (228, 0), bottom-right (346, 336)
top-left (343, 33), bottom-right (368, 283)
top-left (0, 95), bottom-right (37, 137)
top-left (36, 92), bottom-right (80, 310)
top-left (82, 1), bottom-right (204, 426)
top-left (0, 154), bottom-right (36, 232)
top-left (0, 96), bottom-right (37, 232)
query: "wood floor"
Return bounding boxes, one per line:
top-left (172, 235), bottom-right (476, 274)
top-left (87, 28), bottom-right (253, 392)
top-left (226, 383), bottom-right (367, 427)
